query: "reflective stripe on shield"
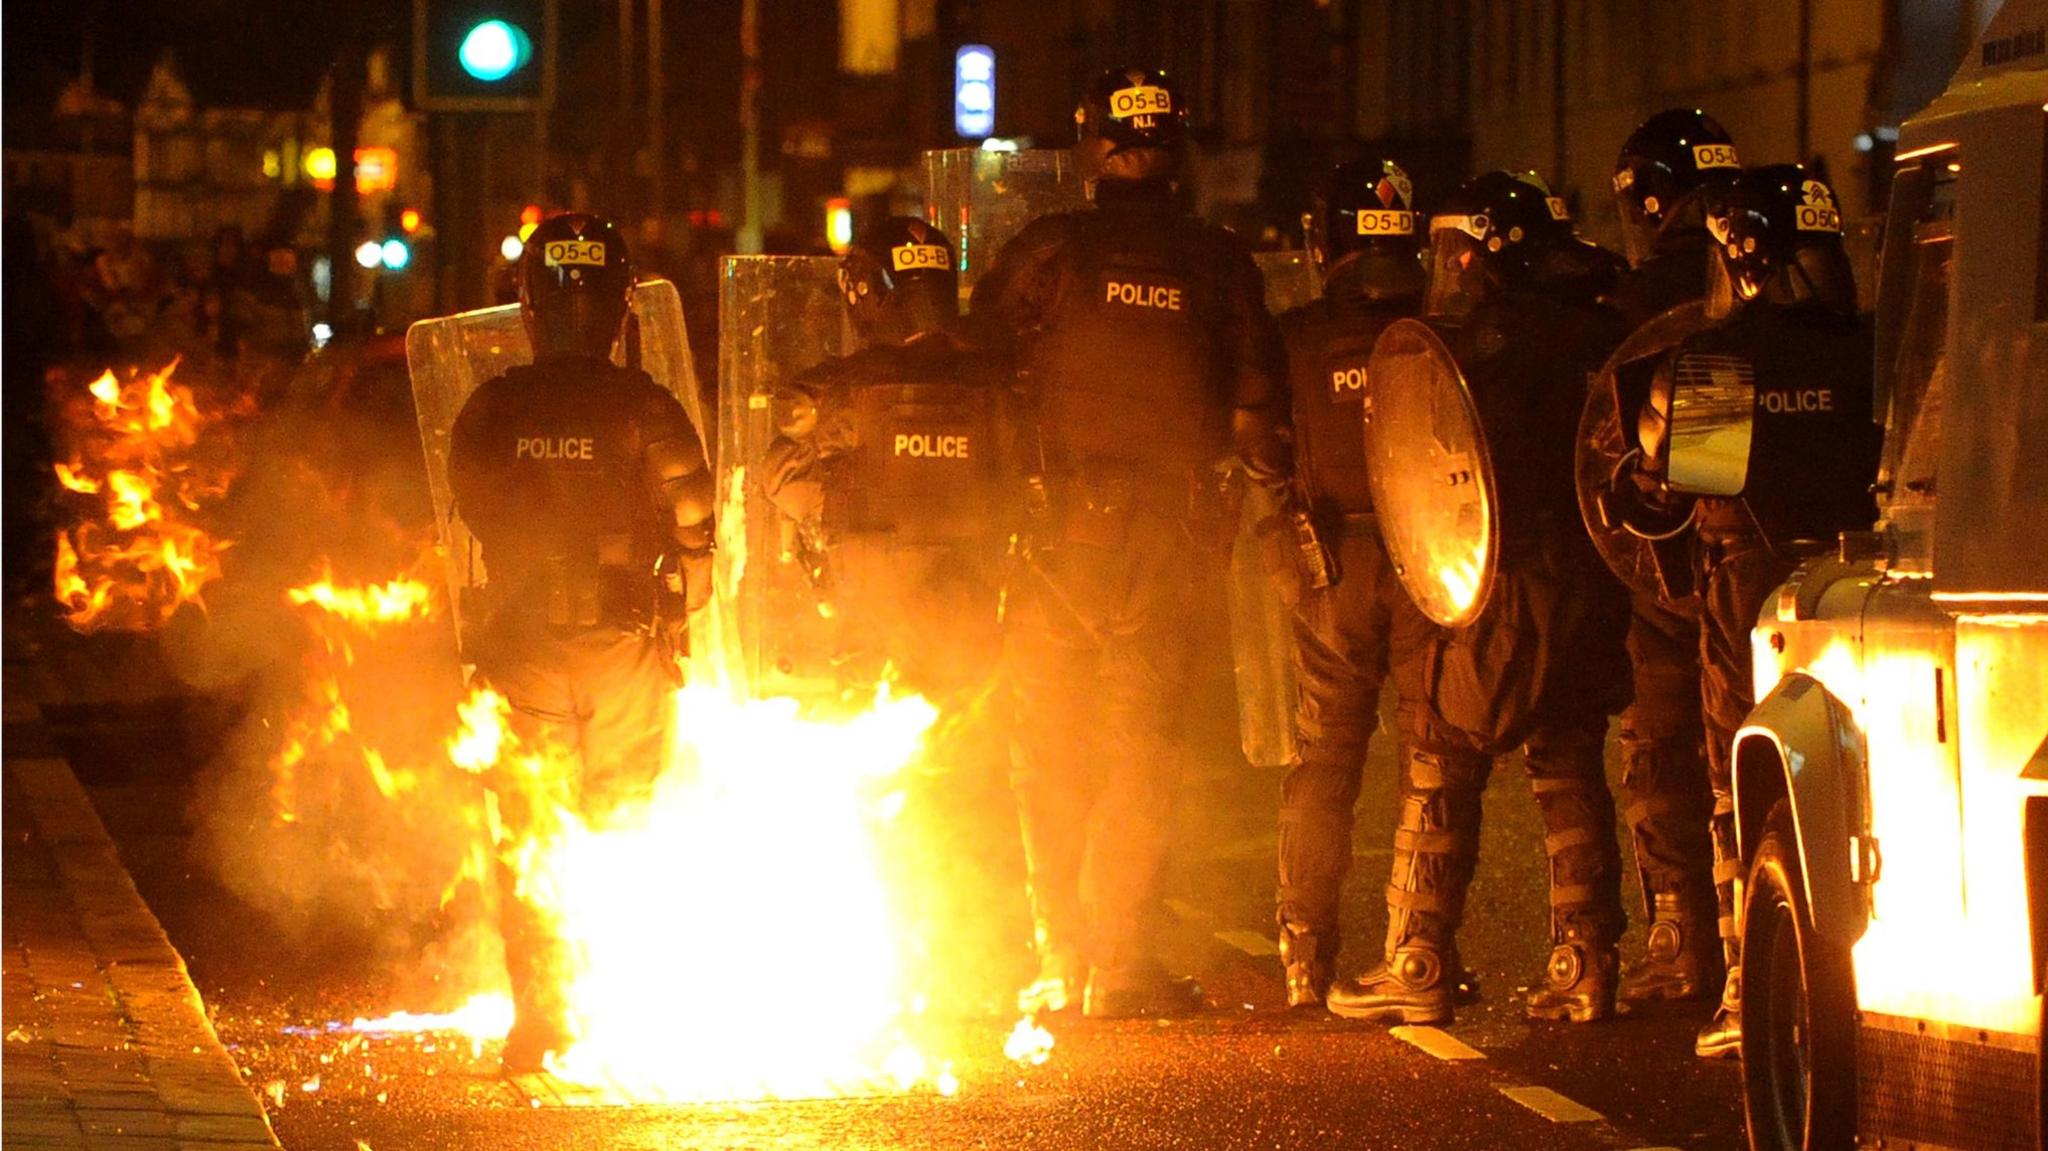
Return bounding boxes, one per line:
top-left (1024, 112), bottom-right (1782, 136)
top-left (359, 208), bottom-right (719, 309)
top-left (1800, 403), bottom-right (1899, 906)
top-left (1362, 318), bottom-right (1497, 628)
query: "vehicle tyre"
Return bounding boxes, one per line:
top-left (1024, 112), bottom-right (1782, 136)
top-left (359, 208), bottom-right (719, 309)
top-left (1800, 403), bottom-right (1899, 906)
top-left (1742, 799), bottom-right (1857, 1151)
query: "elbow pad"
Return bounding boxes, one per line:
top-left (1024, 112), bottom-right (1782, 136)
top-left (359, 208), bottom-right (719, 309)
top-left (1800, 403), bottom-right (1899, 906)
top-left (647, 434), bottom-right (716, 531)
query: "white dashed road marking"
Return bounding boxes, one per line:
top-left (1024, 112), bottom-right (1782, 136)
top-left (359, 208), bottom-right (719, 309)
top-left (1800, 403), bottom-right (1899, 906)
top-left (1214, 930), bottom-right (1280, 957)
top-left (1390, 1025), bottom-right (1486, 1061)
top-left (1499, 1085), bottom-right (1605, 1123)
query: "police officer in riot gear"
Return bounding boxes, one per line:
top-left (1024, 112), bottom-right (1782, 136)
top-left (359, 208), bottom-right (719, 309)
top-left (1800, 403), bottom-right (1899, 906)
top-left (759, 217), bottom-right (1010, 698)
top-left (974, 67), bottom-right (1288, 1018)
top-left (1612, 109), bottom-right (1742, 318)
top-left (1605, 109), bottom-right (1743, 1004)
top-left (1325, 172), bottom-right (1632, 1026)
top-left (448, 212), bottom-right (715, 1071)
top-left (1269, 158), bottom-right (1442, 1009)
top-left (1636, 165), bottom-right (1877, 1058)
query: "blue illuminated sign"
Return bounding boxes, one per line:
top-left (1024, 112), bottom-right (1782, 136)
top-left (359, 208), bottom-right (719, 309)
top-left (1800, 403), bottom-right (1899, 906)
top-left (955, 45), bottom-right (996, 139)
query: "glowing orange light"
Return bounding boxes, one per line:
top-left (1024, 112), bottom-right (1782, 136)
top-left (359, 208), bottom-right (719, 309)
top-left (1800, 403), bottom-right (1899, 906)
top-left (400, 208), bottom-right (423, 234)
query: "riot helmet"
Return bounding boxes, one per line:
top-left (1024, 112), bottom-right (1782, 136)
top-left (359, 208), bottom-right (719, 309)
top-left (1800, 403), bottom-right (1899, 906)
top-left (838, 216), bottom-right (959, 346)
top-left (1424, 170), bottom-right (1573, 320)
top-left (1302, 158), bottom-right (1425, 298)
top-left (1075, 67), bottom-right (1188, 193)
top-left (518, 212), bottom-right (633, 359)
top-left (1612, 109), bottom-right (1741, 268)
top-left (1702, 164), bottom-right (1856, 319)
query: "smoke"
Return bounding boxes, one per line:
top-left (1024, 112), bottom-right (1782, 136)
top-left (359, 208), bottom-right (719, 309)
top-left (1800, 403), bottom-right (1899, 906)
top-left (155, 351), bottom-right (502, 1003)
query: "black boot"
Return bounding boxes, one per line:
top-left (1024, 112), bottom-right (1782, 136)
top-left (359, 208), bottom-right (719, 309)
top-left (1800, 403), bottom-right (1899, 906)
top-left (1017, 943), bottom-right (1084, 1015)
top-left (1523, 730), bottom-right (1627, 1025)
top-left (1082, 963), bottom-right (1205, 1019)
top-left (1620, 893), bottom-right (1724, 1002)
top-left (1327, 946), bottom-right (1455, 1024)
top-left (1277, 921), bottom-right (1333, 1010)
top-left (1525, 939), bottom-right (1620, 1023)
top-left (1695, 966), bottom-right (1742, 1059)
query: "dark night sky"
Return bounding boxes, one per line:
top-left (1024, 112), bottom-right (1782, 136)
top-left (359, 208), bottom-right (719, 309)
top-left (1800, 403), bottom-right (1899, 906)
top-left (4, 0), bottom-right (411, 111)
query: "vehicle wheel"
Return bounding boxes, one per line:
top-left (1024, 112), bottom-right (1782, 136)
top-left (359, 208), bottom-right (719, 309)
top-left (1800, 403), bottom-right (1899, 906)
top-left (1742, 799), bottom-right (1857, 1151)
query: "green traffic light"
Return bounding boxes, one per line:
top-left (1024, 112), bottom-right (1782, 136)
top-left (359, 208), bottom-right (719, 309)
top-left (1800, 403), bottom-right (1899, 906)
top-left (459, 19), bottom-right (532, 83)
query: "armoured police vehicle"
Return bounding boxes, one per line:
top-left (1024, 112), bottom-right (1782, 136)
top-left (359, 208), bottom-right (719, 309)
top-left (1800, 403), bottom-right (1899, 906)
top-left (1666, 4), bottom-right (2048, 1148)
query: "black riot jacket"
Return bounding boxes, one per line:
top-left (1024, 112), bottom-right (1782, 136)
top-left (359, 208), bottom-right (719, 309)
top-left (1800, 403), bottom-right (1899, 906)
top-left (763, 330), bottom-right (1014, 548)
top-left (1611, 226), bottom-right (1717, 329)
top-left (969, 194), bottom-right (1287, 488)
top-left (449, 356), bottom-right (709, 625)
top-left (1435, 292), bottom-right (1632, 554)
top-left (1279, 279), bottom-right (1422, 518)
top-left (1682, 303), bottom-right (1880, 543)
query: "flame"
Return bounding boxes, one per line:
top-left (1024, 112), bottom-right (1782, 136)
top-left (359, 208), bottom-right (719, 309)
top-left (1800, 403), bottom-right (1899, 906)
top-left (351, 993), bottom-right (515, 1038)
top-left (1003, 1015), bottom-right (1056, 1066)
top-left (49, 363), bottom-right (229, 632)
top-left (268, 567), bottom-right (441, 822)
top-left (434, 675), bottom-right (954, 1100)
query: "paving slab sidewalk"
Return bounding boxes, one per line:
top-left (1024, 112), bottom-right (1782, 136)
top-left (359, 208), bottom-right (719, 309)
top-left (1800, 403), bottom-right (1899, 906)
top-left (3, 699), bottom-right (279, 1151)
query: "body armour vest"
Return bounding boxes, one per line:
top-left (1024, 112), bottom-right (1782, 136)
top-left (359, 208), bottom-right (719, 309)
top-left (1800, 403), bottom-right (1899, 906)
top-left (805, 343), bottom-right (1002, 547)
top-left (449, 358), bottom-right (694, 613)
top-left (1282, 292), bottom-right (1418, 516)
top-left (1682, 306), bottom-right (1879, 542)
top-left (1440, 296), bottom-right (1630, 555)
top-left (1023, 208), bottom-right (1240, 477)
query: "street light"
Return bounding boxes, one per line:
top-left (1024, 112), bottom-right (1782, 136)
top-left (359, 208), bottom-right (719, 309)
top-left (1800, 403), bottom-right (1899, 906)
top-left (354, 241), bottom-right (385, 269)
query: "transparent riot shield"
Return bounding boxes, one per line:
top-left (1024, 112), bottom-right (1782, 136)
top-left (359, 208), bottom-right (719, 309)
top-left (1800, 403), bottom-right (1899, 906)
top-left (1575, 302), bottom-right (1715, 608)
top-left (1364, 318), bottom-right (1498, 628)
top-left (404, 279), bottom-right (706, 653)
top-left (715, 256), bottom-right (855, 692)
top-left (924, 148), bottom-right (1085, 298)
top-left (1222, 250), bottom-right (1324, 767)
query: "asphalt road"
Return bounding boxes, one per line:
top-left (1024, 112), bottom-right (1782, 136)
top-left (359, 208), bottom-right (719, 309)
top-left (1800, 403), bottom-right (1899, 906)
top-left (45, 661), bottom-right (1747, 1151)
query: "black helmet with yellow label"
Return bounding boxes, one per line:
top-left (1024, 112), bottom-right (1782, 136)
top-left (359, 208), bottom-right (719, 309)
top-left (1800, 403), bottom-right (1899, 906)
top-left (839, 216), bottom-right (958, 346)
top-left (1703, 163), bottom-right (1855, 317)
top-left (519, 212), bottom-right (634, 359)
top-left (1302, 157), bottom-right (1425, 295)
top-left (1612, 109), bottom-right (1741, 267)
top-left (1075, 67), bottom-right (1188, 188)
top-left (1424, 170), bottom-right (1576, 319)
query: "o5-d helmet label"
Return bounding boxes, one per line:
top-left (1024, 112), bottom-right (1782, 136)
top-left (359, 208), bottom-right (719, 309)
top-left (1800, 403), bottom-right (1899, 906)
top-left (1109, 85), bottom-right (1173, 120)
top-left (544, 240), bottom-right (607, 267)
top-left (1355, 210), bottom-right (1415, 236)
top-left (1796, 180), bottom-right (1841, 233)
top-left (890, 243), bottom-right (951, 272)
top-left (1692, 143), bottom-right (1740, 169)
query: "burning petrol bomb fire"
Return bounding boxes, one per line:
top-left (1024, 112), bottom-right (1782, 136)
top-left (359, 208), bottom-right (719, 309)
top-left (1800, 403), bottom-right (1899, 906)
top-left (50, 362), bottom-right (234, 632)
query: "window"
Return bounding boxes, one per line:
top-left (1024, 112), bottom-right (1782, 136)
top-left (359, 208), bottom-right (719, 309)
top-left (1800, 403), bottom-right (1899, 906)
top-left (1875, 156), bottom-right (1957, 511)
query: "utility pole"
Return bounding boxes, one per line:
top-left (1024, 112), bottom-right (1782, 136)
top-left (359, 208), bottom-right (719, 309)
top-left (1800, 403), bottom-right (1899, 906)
top-left (618, 0), bottom-right (635, 220)
top-left (647, 0), bottom-right (666, 240)
top-left (1551, 0), bottom-right (1568, 195)
top-left (1796, 0), bottom-right (1814, 164)
top-left (739, 0), bottom-right (762, 254)
top-left (327, 27), bottom-right (364, 325)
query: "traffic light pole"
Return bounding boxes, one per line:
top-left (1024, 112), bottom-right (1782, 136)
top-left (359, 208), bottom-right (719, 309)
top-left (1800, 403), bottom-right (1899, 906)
top-left (739, 0), bottom-right (761, 253)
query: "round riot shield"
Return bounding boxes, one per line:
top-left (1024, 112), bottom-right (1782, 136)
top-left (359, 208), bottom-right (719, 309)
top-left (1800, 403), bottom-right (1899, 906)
top-left (1363, 318), bottom-right (1497, 628)
top-left (1573, 301), bottom-right (1716, 610)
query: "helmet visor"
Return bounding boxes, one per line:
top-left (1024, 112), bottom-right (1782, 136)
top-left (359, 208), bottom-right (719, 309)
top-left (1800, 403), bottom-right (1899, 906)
top-left (1424, 218), bottom-right (1491, 321)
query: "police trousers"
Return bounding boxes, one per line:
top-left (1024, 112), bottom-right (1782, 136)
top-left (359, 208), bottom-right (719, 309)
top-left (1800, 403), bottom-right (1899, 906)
top-left (473, 622), bottom-right (681, 1024)
top-left (1698, 532), bottom-right (1798, 957)
top-left (1388, 535), bottom-right (1630, 951)
top-left (1276, 530), bottom-right (1436, 948)
top-left (830, 539), bottom-right (1002, 708)
top-left (1619, 589), bottom-right (1715, 912)
top-left (1006, 506), bottom-right (1201, 976)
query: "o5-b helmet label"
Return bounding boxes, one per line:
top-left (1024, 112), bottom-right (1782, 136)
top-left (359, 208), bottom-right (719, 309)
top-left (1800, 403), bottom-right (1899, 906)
top-left (1692, 142), bottom-right (1740, 169)
top-left (544, 239), bottom-right (607, 267)
top-left (890, 243), bottom-right (951, 273)
top-left (1109, 85), bottom-right (1173, 120)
